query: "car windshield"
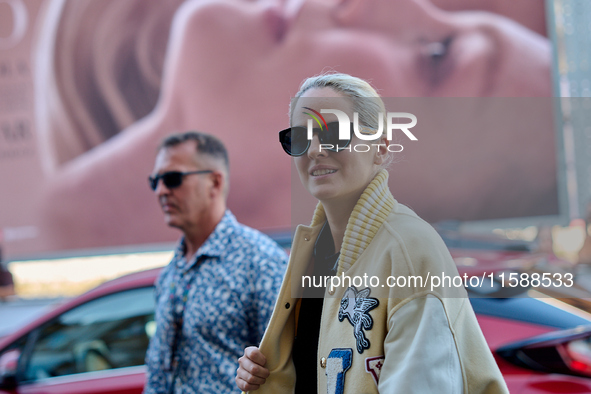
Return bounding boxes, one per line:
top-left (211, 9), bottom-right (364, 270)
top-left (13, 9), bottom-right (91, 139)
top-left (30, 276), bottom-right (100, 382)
top-left (22, 286), bottom-right (155, 382)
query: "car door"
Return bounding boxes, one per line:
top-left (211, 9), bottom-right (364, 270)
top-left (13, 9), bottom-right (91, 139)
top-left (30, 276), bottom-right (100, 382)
top-left (0, 286), bottom-right (155, 394)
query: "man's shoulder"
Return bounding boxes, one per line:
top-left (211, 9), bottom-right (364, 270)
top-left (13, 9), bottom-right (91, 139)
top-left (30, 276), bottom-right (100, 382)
top-left (215, 211), bottom-right (287, 267)
top-left (230, 221), bottom-right (287, 257)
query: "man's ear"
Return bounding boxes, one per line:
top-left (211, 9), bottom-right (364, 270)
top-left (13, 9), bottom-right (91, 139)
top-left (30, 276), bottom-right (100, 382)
top-left (210, 171), bottom-right (225, 197)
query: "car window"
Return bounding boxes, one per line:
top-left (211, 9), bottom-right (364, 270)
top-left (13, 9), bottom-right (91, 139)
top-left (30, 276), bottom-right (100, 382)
top-left (22, 286), bottom-right (154, 382)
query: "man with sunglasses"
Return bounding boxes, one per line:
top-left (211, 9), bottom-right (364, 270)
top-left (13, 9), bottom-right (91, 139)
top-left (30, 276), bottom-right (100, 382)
top-left (144, 131), bottom-right (287, 394)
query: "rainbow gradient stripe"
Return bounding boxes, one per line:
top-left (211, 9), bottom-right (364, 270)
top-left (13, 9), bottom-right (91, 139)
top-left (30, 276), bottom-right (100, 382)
top-left (303, 107), bottom-right (328, 130)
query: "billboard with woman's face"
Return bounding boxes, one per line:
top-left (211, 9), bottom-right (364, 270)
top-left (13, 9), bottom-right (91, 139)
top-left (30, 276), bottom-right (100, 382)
top-left (0, 0), bottom-right (561, 259)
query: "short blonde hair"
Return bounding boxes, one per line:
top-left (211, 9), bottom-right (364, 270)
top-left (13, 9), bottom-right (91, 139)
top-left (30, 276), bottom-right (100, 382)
top-left (291, 73), bottom-right (394, 168)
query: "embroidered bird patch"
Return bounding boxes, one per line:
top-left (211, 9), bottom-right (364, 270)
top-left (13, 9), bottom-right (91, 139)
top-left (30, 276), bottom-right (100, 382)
top-left (338, 286), bottom-right (379, 354)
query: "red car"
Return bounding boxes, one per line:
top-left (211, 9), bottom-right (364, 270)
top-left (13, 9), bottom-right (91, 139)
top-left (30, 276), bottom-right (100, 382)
top-left (1, 237), bottom-right (591, 393)
top-left (0, 269), bottom-right (156, 394)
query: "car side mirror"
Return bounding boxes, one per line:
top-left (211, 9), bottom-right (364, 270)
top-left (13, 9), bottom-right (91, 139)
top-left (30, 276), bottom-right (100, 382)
top-left (0, 349), bottom-right (20, 389)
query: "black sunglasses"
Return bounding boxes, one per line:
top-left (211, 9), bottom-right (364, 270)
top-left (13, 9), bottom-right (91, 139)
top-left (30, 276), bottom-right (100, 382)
top-left (278, 121), bottom-right (354, 156)
top-left (148, 170), bottom-right (213, 191)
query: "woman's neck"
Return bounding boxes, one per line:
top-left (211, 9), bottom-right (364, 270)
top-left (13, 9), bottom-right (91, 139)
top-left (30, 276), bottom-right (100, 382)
top-left (321, 194), bottom-right (360, 253)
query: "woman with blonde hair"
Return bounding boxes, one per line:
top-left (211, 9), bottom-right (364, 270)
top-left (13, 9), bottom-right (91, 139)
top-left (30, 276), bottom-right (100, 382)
top-left (236, 73), bottom-right (508, 393)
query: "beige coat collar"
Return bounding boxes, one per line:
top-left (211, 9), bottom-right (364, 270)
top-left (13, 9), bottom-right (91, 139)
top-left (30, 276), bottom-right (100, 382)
top-left (309, 169), bottom-right (396, 275)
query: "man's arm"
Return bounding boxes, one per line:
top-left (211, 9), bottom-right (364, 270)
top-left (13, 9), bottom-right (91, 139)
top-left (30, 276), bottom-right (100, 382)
top-left (251, 251), bottom-right (287, 341)
top-left (143, 268), bottom-right (172, 394)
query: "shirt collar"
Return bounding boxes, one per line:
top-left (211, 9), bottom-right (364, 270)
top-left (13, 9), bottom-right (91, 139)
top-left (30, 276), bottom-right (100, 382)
top-left (174, 210), bottom-right (237, 268)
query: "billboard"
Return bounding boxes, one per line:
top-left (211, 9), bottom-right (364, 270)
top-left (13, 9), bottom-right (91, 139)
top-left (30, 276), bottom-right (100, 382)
top-left (0, 0), bottom-right (564, 259)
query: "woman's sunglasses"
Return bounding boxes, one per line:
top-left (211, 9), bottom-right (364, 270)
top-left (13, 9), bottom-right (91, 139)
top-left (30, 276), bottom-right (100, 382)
top-left (278, 121), bottom-right (353, 156)
top-left (148, 170), bottom-right (213, 191)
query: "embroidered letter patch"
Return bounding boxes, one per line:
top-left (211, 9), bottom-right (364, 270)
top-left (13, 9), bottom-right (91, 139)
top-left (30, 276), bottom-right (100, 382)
top-left (326, 348), bottom-right (352, 394)
top-left (365, 356), bottom-right (385, 386)
top-left (338, 286), bottom-right (379, 354)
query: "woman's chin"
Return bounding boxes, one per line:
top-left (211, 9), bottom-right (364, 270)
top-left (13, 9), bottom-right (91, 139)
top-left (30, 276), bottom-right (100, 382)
top-left (308, 185), bottom-right (338, 202)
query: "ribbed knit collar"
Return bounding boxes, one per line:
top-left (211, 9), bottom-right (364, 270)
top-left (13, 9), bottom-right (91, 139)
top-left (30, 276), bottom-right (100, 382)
top-left (310, 169), bottom-right (396, 275)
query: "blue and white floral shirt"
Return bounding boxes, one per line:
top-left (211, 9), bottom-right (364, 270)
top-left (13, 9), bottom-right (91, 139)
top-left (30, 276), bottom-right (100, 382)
top-left (144, 211), bottom-right (287, 394)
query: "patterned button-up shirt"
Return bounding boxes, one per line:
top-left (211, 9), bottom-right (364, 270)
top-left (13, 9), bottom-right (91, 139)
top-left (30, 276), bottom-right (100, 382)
top-left (144, 211), bottom-right (287, 394)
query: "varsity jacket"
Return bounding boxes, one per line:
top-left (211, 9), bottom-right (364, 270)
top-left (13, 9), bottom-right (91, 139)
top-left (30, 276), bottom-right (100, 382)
top-left (249, 170), bottom-right (508, 394)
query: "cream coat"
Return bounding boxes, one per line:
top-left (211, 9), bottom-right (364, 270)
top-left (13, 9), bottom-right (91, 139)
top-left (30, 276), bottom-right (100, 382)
top-left (249, 171), bottom-right (508, 394)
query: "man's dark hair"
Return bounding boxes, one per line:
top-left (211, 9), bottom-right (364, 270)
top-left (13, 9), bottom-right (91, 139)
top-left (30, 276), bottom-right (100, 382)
top-left (159, 131), bottom-right (229, 170)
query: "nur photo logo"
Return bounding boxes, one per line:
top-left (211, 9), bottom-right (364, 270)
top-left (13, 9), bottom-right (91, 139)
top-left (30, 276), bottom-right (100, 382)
top-left (303, 107), bottom-right (417, 153)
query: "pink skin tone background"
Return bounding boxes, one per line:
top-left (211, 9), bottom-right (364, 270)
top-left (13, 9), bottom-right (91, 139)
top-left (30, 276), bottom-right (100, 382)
top-left (31, 0), bottom-right (552, 254)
